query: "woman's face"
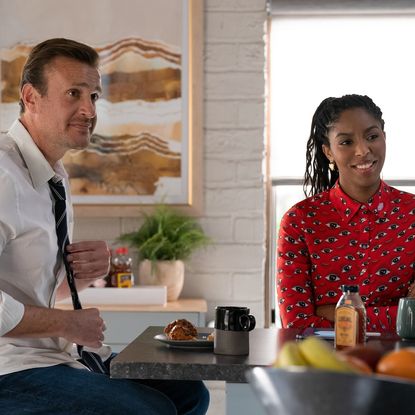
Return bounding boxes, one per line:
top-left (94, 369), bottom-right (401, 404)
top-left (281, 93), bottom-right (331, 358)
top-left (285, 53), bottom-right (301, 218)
top-left (322, 107), bottom-right (386, 202)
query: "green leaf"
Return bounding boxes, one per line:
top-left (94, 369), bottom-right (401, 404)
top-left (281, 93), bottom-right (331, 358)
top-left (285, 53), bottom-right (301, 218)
top-left (118, 205), bottom-right (211, 261)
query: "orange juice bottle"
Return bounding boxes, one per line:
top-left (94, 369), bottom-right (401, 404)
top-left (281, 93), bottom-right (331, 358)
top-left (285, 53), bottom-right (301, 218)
top-left (335, 285), bottom-right (366, 350)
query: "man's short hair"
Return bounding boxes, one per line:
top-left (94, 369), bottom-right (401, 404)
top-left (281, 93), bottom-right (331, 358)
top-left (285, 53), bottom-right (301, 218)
top-left (19, 38), bottom-right (99, 113)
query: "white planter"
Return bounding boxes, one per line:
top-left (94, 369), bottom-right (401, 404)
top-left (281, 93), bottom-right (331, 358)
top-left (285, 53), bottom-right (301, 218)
top-left (138, 259), bottom-right (184, 302)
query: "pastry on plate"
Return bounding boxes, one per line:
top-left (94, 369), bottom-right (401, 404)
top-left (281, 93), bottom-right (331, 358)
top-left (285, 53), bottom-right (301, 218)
top-left (164, 319), bottom-right (198, 340)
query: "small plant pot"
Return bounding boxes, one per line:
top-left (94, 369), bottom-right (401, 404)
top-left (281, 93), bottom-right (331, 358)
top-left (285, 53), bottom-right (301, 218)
top-left (138, 259), bottom-right (184, 302)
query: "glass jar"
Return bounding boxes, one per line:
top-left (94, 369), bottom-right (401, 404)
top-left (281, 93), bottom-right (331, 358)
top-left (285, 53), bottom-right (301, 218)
top-left (334, 284), bottom-right (366, 350)
top-left (109, 247), bottom-right (134, 288)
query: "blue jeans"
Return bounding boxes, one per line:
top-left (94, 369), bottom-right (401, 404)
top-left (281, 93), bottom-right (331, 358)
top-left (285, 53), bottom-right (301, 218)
top-left (0, 360), bottom-right (209, 414)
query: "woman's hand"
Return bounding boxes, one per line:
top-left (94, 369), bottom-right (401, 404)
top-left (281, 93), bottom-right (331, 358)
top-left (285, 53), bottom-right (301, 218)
top-left (315, 304), bottom-right (336, 322)
top-left (407, 282), bottom-right (415, 298)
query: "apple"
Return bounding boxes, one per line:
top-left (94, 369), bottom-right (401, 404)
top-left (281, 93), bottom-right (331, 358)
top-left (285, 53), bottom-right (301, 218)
top-left (338, 345), bottom-right (384, 371)
top-left (338, 354), bottom-right (373, 375)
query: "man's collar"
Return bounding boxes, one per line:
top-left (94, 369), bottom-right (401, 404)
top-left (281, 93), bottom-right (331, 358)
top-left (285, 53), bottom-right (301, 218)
top-left (8, 119), bottom-right (57, 188)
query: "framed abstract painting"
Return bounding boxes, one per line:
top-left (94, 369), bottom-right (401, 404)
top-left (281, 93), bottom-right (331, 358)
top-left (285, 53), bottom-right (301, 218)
top-left (0, 0), bottom-right (203, 216)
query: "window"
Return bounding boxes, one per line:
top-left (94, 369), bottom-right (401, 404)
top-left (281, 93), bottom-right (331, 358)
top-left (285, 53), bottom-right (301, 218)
top-left (268, 0), bottom-right (415, 326)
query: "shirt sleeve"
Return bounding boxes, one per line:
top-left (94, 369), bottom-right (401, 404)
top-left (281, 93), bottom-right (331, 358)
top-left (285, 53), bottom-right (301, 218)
top-left (0, 292), bottom-right (25, 336)
top-left (276, 208), bottom-right (332, 329)
top-left (0, 170), bottom-right (25, 335)
top-left (366, 304), bottom-right (397, 332)
top-left (0, 169), bottom-right (18, 248)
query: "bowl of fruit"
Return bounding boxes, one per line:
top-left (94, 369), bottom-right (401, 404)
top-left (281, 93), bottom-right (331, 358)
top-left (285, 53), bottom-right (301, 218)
top-left (247, 336), bottom-right (415, 415)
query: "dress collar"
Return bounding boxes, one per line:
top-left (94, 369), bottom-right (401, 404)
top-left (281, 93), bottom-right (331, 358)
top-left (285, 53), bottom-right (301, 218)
top-left (7, 119), bottom-right (66, 188)
top-left (329, 180), bottom-right (391, 223)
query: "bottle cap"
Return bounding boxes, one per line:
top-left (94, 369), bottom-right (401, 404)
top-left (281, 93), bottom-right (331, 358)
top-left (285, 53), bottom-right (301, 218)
top-left (341, 284), bottom-right (359, 293)
top-left (115, 247), bottom-right (128, 255)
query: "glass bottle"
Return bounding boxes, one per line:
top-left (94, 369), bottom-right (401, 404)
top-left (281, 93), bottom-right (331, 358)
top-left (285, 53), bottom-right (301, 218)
top-left (334, 285), bottom-right (366, 350)
top-left (102, 249), bottom-right (114, 287)
top-left (110, 247), bottom-right (134, 288)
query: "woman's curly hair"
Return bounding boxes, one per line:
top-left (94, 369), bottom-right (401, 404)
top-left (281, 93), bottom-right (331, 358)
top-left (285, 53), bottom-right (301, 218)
top-left (304, 94), bottom-right (385, 197)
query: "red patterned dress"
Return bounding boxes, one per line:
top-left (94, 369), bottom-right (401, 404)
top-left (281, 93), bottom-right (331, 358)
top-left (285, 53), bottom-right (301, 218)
top-left (277, 181), bottom-right (415, 331)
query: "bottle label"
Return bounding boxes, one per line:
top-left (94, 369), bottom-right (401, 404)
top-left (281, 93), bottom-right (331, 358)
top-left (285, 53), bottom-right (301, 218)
top-left (335, 306), bottom-right (358, 347)
top-left (115, 272), bottom-right (133, 288)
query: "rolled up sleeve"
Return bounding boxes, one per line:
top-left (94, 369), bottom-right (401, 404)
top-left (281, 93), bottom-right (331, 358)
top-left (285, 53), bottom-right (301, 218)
top-left (0, 292), bottom-right (25, 336)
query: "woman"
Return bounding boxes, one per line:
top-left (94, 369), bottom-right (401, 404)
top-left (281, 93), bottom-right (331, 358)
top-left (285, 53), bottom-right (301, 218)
top-left (277, 94), bottom-right (415, 331)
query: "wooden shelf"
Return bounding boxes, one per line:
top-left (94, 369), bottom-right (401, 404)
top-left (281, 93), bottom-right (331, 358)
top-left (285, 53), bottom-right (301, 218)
top-left (56, 298), bottom-right (207, 313)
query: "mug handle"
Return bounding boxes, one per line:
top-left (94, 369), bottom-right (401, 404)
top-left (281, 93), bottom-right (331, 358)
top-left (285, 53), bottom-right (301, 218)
top-left (239, 314), bottom-right (256, 331)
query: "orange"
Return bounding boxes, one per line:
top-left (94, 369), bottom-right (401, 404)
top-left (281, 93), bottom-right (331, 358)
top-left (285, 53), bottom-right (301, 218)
top-left (376, 347), bottom-right (415, 381)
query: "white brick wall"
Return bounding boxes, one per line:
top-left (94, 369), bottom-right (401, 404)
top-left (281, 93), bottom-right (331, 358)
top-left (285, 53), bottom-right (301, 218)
top-left (74, 3), bottom-right (267, 411)
top-left (206, 128), bottom-right (264, 157)
top-left (73, 0), bottom-right (267, 325)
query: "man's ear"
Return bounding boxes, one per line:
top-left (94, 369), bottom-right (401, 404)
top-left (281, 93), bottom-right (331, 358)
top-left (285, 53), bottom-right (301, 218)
top-left (322, 144), bottom-right (333, 163)
top-left (20, 84), bottom-right (39, 113)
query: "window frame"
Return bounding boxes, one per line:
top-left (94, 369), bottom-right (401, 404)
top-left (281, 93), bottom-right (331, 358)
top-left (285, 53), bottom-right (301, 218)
top-left (267, 0), bottom-right (415, 326)
top-left (269, 0), bottom-right (415, 16)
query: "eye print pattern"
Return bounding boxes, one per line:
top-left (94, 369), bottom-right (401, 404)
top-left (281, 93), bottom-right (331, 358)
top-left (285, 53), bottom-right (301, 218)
top-left (277, 182), bottom-right (415, 331)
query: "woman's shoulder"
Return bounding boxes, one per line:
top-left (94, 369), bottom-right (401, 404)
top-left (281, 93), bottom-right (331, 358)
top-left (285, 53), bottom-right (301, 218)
top-left (384, 183), bottom-right (415, 201)
top-left (288, 189), bottom-right (331, 210)
top-left (282, 189), bottom-right (332, 220)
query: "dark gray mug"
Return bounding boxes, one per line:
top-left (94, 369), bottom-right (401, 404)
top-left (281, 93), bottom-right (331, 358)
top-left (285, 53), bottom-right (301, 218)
top-left (214, 306), bottom-right (256, 355)
top-left (396, 297), bottom-right (415, 340)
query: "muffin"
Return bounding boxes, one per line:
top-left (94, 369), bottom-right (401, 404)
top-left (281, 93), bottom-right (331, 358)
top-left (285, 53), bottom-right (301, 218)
top-left (164, 319), bottom-right (198, 340)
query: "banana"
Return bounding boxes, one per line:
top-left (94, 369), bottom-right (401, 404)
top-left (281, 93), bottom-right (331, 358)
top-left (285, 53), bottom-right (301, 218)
top-left (297, 336), bottom-right (355, 373)
top-left (274, 341), bottom-right (309, 368)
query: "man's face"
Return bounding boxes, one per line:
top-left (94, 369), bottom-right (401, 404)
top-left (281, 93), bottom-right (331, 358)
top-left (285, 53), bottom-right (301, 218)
top-left (34, 56), bottom-right (101, 157)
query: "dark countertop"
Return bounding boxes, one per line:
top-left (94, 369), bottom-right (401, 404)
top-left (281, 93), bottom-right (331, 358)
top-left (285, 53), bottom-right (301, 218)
top-left (110, 326), bottom-right (280, 382)
top-left (109, 326), bottom-right (412, 383)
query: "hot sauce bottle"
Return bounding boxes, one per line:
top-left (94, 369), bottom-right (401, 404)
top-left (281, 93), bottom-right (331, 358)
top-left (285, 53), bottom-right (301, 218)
top-left (334, 285), bottom-right (366, 350)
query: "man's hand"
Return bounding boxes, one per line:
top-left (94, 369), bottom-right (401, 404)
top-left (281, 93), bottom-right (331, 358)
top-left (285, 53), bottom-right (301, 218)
top-left (315, 304), bottom-right (336, 322)
top-left (61, 308), bottom-right (106, 348)
top-left (5, 306), bottom-right (106, 349)
top-left (66, 241), bottom-right (110, 281)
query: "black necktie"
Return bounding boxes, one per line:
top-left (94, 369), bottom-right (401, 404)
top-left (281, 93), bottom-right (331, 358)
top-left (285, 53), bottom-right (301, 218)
top-left (48, 178), bottom-right (108, 374)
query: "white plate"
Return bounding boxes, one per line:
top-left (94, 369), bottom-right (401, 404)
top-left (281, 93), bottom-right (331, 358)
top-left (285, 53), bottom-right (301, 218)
top-left (154, 333), bottom-right (213, 349)
top-left (296, 328), bottom-right (382, 340)
top-left (313, 330), bottom-right (381, 339)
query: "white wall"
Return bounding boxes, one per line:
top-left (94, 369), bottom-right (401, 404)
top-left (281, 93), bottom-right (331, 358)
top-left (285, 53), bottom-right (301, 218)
top-left (74, 0), bottom-right (268, 326)
top-left (73, 2), bottom-right (267, 413)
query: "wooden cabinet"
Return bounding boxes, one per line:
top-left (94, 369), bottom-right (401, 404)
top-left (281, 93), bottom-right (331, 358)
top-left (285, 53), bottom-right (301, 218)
top-left (57, 299), bottom-right (207, 352)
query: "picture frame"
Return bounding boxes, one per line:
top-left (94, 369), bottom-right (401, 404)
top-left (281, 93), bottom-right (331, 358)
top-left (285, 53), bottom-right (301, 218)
top-left (0, 0), bottom-right (203, 217)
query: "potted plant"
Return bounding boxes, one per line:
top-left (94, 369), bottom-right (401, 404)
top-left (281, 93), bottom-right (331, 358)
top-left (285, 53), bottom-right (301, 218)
top-left (118, 205), bottom-right (211, 301)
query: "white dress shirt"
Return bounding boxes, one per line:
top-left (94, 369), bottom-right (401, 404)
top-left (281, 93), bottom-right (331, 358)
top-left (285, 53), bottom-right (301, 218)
top-left (0, 119), bottom-right (90, 375)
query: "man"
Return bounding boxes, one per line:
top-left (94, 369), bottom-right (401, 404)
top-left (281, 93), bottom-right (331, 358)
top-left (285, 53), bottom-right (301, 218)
top-left (0, 38), bottom-right (209, 414)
